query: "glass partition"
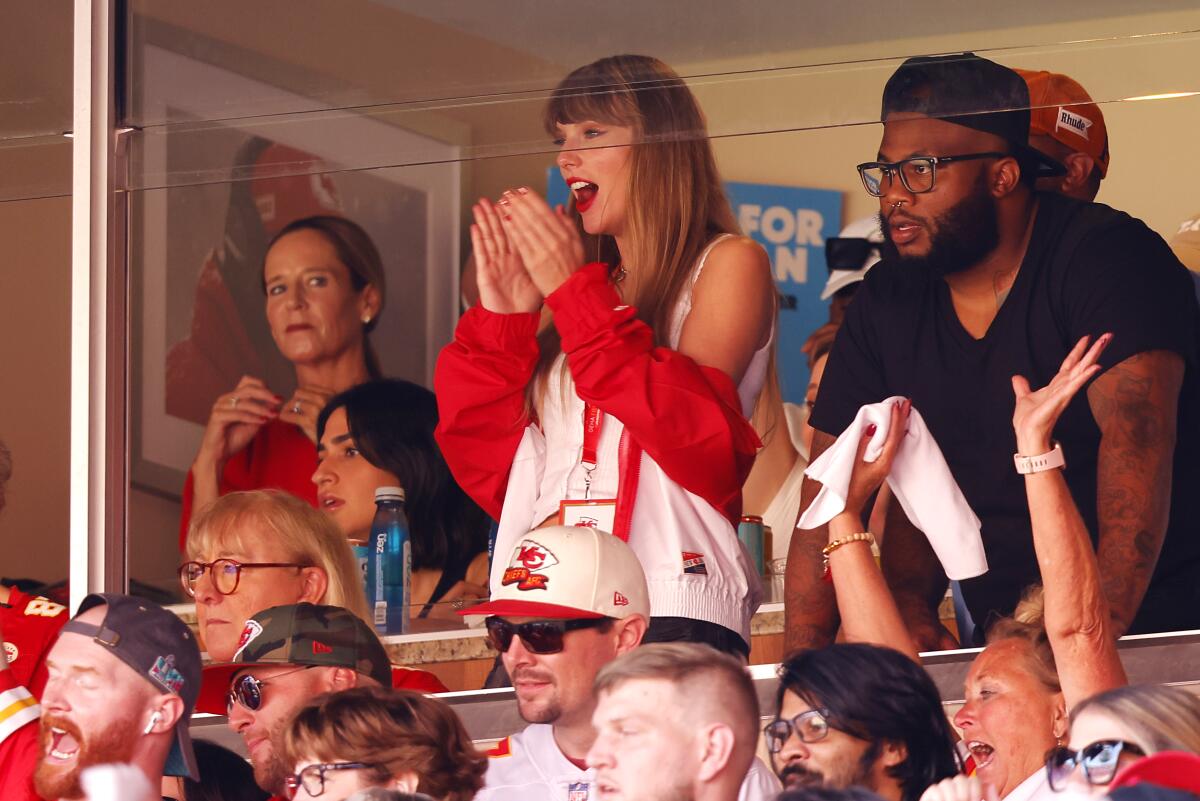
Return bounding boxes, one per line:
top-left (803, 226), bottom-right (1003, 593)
top-left (0, 5), bottom-right (73, 601)
top-left (120, 0), bottom-right (1200, 654)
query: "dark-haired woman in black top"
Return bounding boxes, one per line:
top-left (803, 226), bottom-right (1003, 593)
top-left (314, 379), bottom-right (491, 619)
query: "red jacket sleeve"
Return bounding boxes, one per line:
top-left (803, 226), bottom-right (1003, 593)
top-left (434, 307), bottom-right (542, 520)
top-left (545, 262), bottom-right (762, 523)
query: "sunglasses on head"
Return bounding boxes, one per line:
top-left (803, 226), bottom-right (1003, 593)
top-left (824, 237), bottom-right (877, 273)
top-left (485, 616), bottom-right (610, 655)
top-left (1046, 739), bottom-right (1145, 791)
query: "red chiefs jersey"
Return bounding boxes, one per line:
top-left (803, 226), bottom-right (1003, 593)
top-left (1, 588), bottom-right (69, 801)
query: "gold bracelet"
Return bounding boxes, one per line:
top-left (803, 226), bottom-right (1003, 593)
top-left (822, 532), bottom-right (879, 580)
top-left (822, 532), bottom-right (876, 556)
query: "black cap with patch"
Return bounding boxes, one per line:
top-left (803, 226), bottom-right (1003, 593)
top-left (881, 52), bottom-right (1067, 179)
top-left (62, 593), bottom-right (201, 780)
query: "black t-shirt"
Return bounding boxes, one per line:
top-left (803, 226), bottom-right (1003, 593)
top-left (811, 192), bottom-right (1200, 635)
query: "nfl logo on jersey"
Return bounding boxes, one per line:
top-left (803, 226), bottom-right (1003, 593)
top-left (568, 781), bottom-right (590, 801)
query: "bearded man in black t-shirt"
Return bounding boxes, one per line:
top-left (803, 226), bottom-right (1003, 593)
top-left (784, 52), bottom-right (1200, 651)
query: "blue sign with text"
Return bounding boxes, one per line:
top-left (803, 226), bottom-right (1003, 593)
top-left (547, 170), bottom-right (841, 403)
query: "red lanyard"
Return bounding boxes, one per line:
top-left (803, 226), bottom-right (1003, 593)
top-left (579, 402), bottom-right (640, 541)
top-left (581, 403), bottom-right (604, 499)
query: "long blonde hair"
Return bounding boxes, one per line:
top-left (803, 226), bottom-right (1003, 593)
top-left (185, 490), bottom-right (370, 624)
top-left (533, 55), bottom-right (741, 404)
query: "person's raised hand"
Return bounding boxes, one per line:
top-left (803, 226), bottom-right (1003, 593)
top-left (1011, 333), bottom-right (1110, 456)
top-left (279, 384), bottom-right (335, 444)
top-left (498, 187), bottom-right (585, 298)
top-left (842, 398), bottom-right (910, 521)
top-left (471, 198), bottom-right (543, 315)
top-left (193, 376), bottom-right (280, 473)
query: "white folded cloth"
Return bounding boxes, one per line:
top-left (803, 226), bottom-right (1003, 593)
top-left (796, 396), bottom-right (988, 580)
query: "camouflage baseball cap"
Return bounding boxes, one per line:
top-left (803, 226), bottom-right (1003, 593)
top-left (195, 603), bottom-right (391, 714)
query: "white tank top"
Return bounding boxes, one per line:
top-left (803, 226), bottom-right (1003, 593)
top-left (531, 234), bottom-right (773, 524)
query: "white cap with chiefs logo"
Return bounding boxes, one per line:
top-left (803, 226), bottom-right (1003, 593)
top-left (462, 525), bottom-right (649, 620)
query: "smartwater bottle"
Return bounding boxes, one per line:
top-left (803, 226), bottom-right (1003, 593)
top-left (370, 487), bottom-right (411, 635)
top-left (350, 539), bottom-right (372, 610)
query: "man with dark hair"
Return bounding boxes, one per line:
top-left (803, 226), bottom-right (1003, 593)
top-left (766, 644), bottom-right (959, 801)
top-left (786, 52), bottom-right (1200, 651)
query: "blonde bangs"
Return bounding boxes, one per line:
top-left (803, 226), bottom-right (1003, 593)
top-left (185, 490), bottom-right (370, 624)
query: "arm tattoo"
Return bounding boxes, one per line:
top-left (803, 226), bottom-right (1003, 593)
top-left (1087, 350), bottom-right (1183, 634)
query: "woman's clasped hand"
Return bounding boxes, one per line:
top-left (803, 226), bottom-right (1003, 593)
top-left (471, 188), bottom-right (589, 314)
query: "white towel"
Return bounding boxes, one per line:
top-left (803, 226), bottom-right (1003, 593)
top-left (797, 397), bottom-right (988, 581)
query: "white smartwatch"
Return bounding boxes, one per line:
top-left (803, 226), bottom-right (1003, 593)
top-left (1013, 442), bottom-right (1066, 474)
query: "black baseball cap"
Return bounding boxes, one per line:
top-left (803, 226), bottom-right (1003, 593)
top-left (61, 593), bottom-right (201, 780)
top-left (196, 603), bottom-right (392, 715)
top-left (881, 52), bottom-right (1067, 178)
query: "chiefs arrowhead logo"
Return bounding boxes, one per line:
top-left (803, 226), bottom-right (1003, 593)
top-left (512, 540), bottom-right (558, 572)
top-left (233, 620), bottom-right (264, 661)
top-left (502, 539), bottom-right (558, 591)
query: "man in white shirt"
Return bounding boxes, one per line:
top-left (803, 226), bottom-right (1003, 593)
top-left (588, 642), bottom-right (766, 801)
top-left (472, 526), bottom-right (779, 801)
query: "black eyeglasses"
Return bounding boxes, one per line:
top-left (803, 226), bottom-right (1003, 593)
top-left (227, 665), bottom-right (316, 712)
top-left (485, 616), bottom-right (610, 655)
top-left (763, 708), bottom-right (833, 753)
top-left (1045, 740), bottom-right (1145, 791)
top-left (856, 152), bottom-right (1009, 197)
top-left (285, 762), bottom-right (374, 798)
top-left (178, 558), bottom-right (309, 597)
top-left (825, 237), bottom-right (877, 273)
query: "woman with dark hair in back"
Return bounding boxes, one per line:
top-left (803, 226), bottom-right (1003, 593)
top-left (180, 215), bottom-right (387, 549)
top-left (314, 379), bottom-right (491, 618)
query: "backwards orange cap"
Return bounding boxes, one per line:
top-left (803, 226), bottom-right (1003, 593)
top-left (1016, 69), bottom-right (1110, 177)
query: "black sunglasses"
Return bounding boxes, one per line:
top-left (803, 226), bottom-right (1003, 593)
top-left (824, 237), bottom-right (877, 273)
top-left (1046, 739), bottom-right (1145, 791)
top-left (485, 616), bottom-right (610, 655)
